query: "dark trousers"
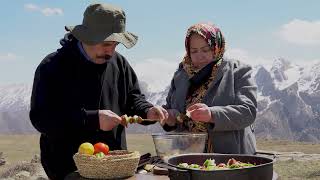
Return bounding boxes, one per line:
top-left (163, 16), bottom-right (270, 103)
top-left (41, 152), bottom-right (76, 180)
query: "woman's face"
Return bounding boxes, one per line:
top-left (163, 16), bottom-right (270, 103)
top-left (189, 34), bottom-right (214, 69)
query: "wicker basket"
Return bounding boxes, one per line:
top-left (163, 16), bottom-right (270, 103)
top-left (73, 150), bottom-right (140, 179)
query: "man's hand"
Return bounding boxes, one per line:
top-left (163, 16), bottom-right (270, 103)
top-left (147, 106), bottom-right (169, 125)
top-left (98, 110), bottom-right (122, 131)
top-left (186, 103), bottom-right (213, 123)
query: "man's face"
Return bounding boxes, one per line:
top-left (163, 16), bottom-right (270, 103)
top-left (82, 41), bottom-right (119, 64)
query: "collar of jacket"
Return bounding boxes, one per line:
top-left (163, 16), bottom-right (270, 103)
top-left (173, 60), bottom-right (228, 110)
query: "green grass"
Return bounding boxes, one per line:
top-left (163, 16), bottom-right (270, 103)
top-left (1, 134), bottom-right (320, 179)
top-left (257, 138), bottom-right (320, 154)
top-left (275, 160), bottom-right (320, 180)
top-left (0, 134), bottom-right (40, 164)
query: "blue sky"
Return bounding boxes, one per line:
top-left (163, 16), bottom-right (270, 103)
top-left (1, 0), bottom-right (320, 91)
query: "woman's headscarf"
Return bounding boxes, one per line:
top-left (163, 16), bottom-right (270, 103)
top-left (183, 23), bottom-right (226, 72)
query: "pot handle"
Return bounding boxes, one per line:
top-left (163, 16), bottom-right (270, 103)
top-left (255, 151), bottom-right (277, 160)
top-left (155, 163), bottom-right (191, 180)
top-left (154, 162), bottom-right (187, 172)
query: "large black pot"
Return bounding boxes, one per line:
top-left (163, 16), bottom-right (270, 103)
top-left (156, 153), bottom-right (275, 180)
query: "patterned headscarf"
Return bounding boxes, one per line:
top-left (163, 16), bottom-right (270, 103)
top-left (183, 23), bottom-right (226, 73)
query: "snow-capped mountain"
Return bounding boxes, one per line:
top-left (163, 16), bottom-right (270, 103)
top-left (0, 84), bottom-right (34, 133)
top-left (0, 58), bottom-right (319, 142)
top-left (252, 58), bottom-right (320, 142)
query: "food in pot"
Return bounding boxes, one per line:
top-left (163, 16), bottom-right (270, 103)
top-left (178, 158), bottom-right (254, 170)
top-left (203, 158), bottom-right (216, 167)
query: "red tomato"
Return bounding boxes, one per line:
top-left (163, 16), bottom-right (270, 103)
top-left (93, 142), bottom-right (109, 155)
top-left (227, 158), bottom-right (237, 166)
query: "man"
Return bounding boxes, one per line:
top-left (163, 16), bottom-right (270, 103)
top-left (29, 3), bottom-right (168, 179)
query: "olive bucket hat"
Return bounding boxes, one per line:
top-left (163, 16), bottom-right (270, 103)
top-left (65, 3), bottom-right (137, 48)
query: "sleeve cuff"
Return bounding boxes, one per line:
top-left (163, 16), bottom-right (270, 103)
top-left (83, 109), bottom-right (100, 131)
top-left (140, 120), bottom-right (157, 126)
top-left (141, 105), bottom-right (153, 119)
top-left (162, 123), bottom-right (177, 132)
top-left (209, 106), bottom-right (221, 130)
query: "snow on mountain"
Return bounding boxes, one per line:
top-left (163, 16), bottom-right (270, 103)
top-left (298, 61), bottom-right (320, 93)
top-left (267, 58), bottom-right (319, 93)
top-left (0, 84), bottom-right (34, 133)
top-left (252, 59), bottom-right (320, 142)
top-left (0, 84), bottom-right (31, 111)
top-left (0, 58), bottom-right (319, 142)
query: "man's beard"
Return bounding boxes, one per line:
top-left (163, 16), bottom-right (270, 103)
top-left (95, 54), bottom-right (112, 64)
top-left (96, 54), bottom-right (112, 60)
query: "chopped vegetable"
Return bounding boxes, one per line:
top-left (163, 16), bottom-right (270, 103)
top-left (241, 163), bottom-right (255, 167)
top-left (189, 164), bottom-right (201, 169)
top-left (178, 163), bottom-right (189, 168)
top-left (203, 158), bottom-right (216, 167)
top-left (205, 166), bottom-right (216, 170)
top-left (227, 158), bottom-right (237, 166)
top-left (229, 163), bottom-right (241, 169)
top-left (178, 158), bottom-right (255, 171)
top-left (133, 115), bottom-right (139, 123)
top-left (121, 114), bottom-right (144, 127)
top-left (217, 163), bottom-right (226, 168)
top-left (123, 114), bottom-right (129, 123)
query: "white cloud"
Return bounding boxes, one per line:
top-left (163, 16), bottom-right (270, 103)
top-left (279, 19), bottom-right (320, 45)
top-left (41, 8), bottom-right (63, 16)
top-left (24, 3), bottom-right (63, 16)
top-left (224, 48), bottom-right (272, 67)
top-left (24, 3), bottom-right (39, 11)
top-left (132, 58), bottom-right (180, 92)
top-left (224, 48), bottom-right (250, 62)
top-left (0, 53), bottom-right (19, 61)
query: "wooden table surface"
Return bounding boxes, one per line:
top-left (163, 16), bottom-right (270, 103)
top-left (65, 172), bottom-right (169, 180)
top-left (65, 171), bottom-right (279, 180)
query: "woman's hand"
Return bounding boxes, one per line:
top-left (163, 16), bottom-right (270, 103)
top-left (186, 103), bottom-right (213, 123)
top-left (147, 106), bottom-right (169, 122)
top-left (162, 109), bottom-right (180, 126)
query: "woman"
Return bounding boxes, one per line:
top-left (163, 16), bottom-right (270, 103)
top-left (162, 23), bottom-right (257, 154)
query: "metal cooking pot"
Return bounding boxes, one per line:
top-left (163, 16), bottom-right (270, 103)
top-left (156, 153), bottom-right (275, 180)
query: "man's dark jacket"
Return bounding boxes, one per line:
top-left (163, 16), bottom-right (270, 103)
top-left (29, 34), bottom-right (153, 179)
